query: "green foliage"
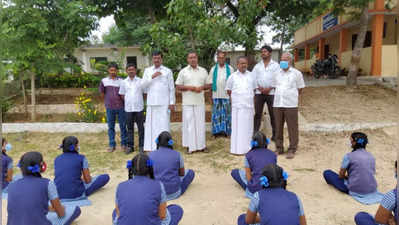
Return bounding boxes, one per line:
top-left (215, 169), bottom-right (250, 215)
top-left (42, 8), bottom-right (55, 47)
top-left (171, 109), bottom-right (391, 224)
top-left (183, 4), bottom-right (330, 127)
top-left (0, 0), bottom-right (98, 78)
top-left (102, 16), bottom-right (153, 46)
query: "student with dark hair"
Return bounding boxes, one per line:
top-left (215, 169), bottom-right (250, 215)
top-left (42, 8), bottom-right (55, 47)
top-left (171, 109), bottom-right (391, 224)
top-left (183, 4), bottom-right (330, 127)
top-left (231, 131), bottom-right (277, 198)
top-left (237, 164), bottom-right (307, 225)
top-left (113, 153), bottom-right (184, 225)
top-left (99, 61), bottom-right (128, 152)
top-left (119, 63), bottom-right (145, 154)
top-left (7, 151), bottom-right (81, 225)
top-left (323, 132), bottom-right (383, 204)
top-left (2, 138), bottom-right (14, 191)
top-left (354, 161), bottom-right (397, 225)
top-left (54, 136), bottom-right (110, 200)
top-left (149, 131), bottom-right (195, 200)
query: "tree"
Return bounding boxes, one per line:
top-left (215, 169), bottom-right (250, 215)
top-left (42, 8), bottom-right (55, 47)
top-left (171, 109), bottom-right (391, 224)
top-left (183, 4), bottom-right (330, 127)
top-left (316, 0), bottom-right (388, 86)
top-left (0, 0), bottom-right (98, 120)
top-left (102, 16), bottom-right (152, 46)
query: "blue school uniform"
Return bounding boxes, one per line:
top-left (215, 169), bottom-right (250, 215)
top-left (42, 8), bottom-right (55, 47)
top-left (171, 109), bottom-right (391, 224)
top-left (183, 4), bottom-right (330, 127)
top-left (54, 152), bottom-right (88, 199)
top-left (54, 152), bottom-right (109, 200)
top-left (7, 175), bottom-right (81, 225)
top-left (149, 147), bottom-right (195, 200)
top-left (323, 148), bottom-right (383, 204)
top-left (113, 176), bottom-right (183, 225)
top-left (231, 148), bottom-right (276, 198)
top-left (355, 189), bottom-right (397, 225)
top-left (343, 149), bottom-right (377, 194)
top-left (237, 188), bottom-right (304, 225)
top-left (2, 153), bottom-right (13, 189)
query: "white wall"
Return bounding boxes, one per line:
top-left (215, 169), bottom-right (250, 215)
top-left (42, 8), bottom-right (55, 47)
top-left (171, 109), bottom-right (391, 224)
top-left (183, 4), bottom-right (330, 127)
top-left (74, 47), bottom-right (150, 72)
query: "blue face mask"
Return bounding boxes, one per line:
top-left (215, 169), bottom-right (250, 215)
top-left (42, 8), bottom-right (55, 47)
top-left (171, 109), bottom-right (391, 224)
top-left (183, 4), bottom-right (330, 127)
top-left (5, 143), bottom-right (12, 152)
top-left (280, 61), bottom-right (289, 69)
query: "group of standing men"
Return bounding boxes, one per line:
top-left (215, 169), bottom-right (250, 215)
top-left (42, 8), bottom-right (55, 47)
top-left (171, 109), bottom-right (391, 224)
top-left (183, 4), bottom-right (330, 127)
top-left (99, 46), bottom-right (305, 159)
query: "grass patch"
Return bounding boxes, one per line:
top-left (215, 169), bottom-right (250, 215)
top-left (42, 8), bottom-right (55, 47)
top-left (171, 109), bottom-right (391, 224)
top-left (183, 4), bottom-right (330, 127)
top-left (3, 131), bottom-right (241, 177)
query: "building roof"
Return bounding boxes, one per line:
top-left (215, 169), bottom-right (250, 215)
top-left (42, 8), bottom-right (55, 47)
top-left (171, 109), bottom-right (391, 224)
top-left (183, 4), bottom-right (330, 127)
top-left (77, 44), bottom-right (141, 50)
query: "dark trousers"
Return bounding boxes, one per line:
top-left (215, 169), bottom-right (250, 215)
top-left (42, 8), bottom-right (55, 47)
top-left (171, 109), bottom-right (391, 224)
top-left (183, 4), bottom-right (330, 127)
top-left (354, 212), bottom-right (377, 225)
top-left (273, 107), bottom-right (298, 153)
top-left (254, 94), bottom-right (275, 138)
top-left (126, 111), bottom-right (145, 150)
top-left (323, 170), bottom-right (349, 194)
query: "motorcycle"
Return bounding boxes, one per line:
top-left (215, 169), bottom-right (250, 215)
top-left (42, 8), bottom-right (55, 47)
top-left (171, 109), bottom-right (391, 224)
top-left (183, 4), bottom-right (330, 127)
top-left (311, 54), bottom-right (343, 79)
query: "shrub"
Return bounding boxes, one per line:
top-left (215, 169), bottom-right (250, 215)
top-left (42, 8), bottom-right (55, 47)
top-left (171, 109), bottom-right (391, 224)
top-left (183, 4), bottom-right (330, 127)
top-left (75, 88), bottom-right (103, 123)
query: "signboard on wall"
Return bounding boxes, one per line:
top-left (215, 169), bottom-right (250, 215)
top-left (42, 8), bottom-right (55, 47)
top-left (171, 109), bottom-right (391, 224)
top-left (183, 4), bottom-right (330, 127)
top-left (323, 13), bottom-right (338, 31)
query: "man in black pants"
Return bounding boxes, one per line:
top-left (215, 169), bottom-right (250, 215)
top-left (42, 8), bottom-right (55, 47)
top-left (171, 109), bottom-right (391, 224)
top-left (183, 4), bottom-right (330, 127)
top-left (119, 63), bottom-right (145, 154)
top-left (252, 45), bottom-right (280, 140)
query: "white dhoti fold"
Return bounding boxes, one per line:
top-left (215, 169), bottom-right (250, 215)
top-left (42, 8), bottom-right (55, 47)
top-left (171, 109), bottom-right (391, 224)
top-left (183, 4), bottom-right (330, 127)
top-left (144, 105), bottom-right (170, 151)
top-left (182, 105), bottom-right (206, 152)
top-left (231, 107), bottom-right (254, 154)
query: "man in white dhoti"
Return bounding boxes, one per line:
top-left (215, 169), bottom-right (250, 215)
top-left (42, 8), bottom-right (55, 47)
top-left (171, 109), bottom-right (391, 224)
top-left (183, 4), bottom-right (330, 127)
top-left (175, 51), bottom-right (208, 154)
top-left (142, 51), bottom-right (176, 151)
top-left (225, 56), bottom-right (257, 155)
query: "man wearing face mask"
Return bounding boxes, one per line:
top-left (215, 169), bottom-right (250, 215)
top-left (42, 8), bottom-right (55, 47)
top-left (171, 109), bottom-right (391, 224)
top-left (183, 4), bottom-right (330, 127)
top-left (273, 52), bottom-right (305, 159)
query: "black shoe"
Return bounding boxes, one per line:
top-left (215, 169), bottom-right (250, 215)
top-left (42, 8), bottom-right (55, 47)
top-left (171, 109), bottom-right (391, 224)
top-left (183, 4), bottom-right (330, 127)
top-left (125, 147), bottom-right (134, 155)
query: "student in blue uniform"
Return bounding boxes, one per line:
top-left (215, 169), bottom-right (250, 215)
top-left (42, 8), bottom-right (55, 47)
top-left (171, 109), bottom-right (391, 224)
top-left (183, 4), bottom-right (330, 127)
top-left (54, 136), bottom-right (110, 200)
top-left (354, 161), bottom-right (397, 225)
top-left (231, 131), bottom-right (277, 198)
top-left (149, 131), bottom-right (195, 200)
top-left (323, 132), bottom-right (383, 204)
top-left (2, 138), bottom-right (14, 192)
top-left (113, 153), bottom-right (184, 225)
top-left (237, 164), bottom-right (307, 225)
top-left (7, 151), bottom-right (81, 225)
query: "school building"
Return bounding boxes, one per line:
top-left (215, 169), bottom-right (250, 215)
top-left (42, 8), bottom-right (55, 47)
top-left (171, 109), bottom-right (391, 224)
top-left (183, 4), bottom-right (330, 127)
top-left (293, 0), bottom-right (397, 77)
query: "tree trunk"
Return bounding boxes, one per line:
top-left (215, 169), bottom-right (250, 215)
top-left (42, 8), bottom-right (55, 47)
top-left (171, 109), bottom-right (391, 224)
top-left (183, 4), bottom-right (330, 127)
top-left (279, 29), bottom-right (285, 61)
top-left (244, 48), bottom-right (256, 71)
top-left (30, 71), bottom-right (36, 121)
top-left (346, 7), bottom-right (369, 86)
top-left (20, 73), bottom-right (27, 115)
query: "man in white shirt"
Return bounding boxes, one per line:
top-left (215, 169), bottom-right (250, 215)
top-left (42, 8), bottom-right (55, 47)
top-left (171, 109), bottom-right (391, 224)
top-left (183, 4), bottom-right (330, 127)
top-left (119, 63), bottom-right (145, 154)
top-left (175, 51), bottom-right (208, 154)
top-left (252, 45), bottom-right (280, 140)
top-left (273, 52), bottom-right (305, 159)
top-left (206, 50), bottom-right (234, 138)
top-left (225, 56), bottom-right (257, 155)
top-left (142, 51), bottom-right (176, 151)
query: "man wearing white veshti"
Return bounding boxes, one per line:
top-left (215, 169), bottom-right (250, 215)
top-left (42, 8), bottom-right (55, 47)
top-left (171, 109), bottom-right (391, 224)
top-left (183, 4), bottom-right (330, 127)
top-left (225, 56), bottom-right (257, 155)
top-left (175, 51), bottom-right (208, 154)
top-left (142, 51), bottom-right (176, 152)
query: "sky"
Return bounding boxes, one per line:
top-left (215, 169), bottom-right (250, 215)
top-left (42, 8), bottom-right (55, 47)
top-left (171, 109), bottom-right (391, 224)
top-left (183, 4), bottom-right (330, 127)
top-left (91, 15), bottom-right (283, 49)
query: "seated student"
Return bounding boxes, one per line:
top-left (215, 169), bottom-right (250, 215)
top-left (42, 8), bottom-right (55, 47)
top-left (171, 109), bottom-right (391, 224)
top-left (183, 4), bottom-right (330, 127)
top-left (237, 164), bottom-right (307, 225)
top-left (354, 161), bottom-right (397, 225)
top-left (231, 131), bottom-right (277, 198)
top-left (113, 153), bottom-right (183, 225)
top-left (54, 136), bottom-right (110, 200)
top-left (323, 132), bottom-right (383, 204)
top-left (149, 131), bottom-right (195, 200)
top-left (7, 151), bottom-right (81, 225)
top-left (2, 138), bottom-right (14, 192)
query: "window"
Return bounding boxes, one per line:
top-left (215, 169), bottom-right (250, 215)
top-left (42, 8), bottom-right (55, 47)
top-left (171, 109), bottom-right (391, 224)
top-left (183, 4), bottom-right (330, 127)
top-left (298, 49), bottom-right (305, 60)
top-left (90, 57), bottom-right (107, 69)
top-left (225, 57), bottom-right (231, 65)
top-left (383, 22), bottom-right (387, 38)
top-left (126, 56), bottom-right (137, 67)
top-left (351, 31), bottom-right (372, 49)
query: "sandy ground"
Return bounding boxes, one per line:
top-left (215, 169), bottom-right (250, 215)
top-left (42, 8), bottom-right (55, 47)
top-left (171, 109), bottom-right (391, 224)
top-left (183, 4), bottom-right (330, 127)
top-left (300, 85), bottom-right (397, 123)
top-left (2, 85), bottom-right (397, 225)
top-left (2, 128), bottom-right (396, 225)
